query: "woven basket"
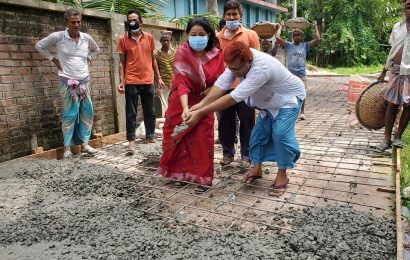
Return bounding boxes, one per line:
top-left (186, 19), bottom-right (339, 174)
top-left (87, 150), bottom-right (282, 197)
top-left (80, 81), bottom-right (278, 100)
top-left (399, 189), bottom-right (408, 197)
top-left (284, 21), bottom-right (311, 29)
top-left (251, 22), bottom-right (279, 39)
top-left (355, 81), bottom-right (387, 130)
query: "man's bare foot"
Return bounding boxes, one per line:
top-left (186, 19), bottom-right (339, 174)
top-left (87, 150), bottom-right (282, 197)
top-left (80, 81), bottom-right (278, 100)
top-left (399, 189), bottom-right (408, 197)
top-left (269, 171), bottom-right (289, 197)
top-left (243, 166), bottom-right (262, 184)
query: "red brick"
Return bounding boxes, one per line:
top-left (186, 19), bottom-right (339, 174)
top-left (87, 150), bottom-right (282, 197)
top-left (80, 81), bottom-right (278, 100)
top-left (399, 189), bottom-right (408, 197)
top-left (1, 60), bottom-right (21, 66)
top-left (6, 114), bottom-right (19, 122)
top-left (0, 52), bottom-right (10, 59)
top-left (0, 83), bottom-right (13, 91)
top-left (17, 96), bottom-right (36, 105)
top-left (31, 53), bottom-right (44, 60)
top-left (23, 74), bottom-right (42, 82)
top-left (10, 53), bottom-right (31, 60)
top-left (0, 67), bottom-right (11, 75)
top-left (19, 45), bottom-right (36, 52)
top-left (97, 66), bottom-right (110, 72)
top-left (5, 105), bottom-right (24, 113)
top-left (0, 44), bottom-right (18, 52)
top-left (21, 60), bottom-right (42, 66)
top-left (12, 67), bottom-right (31, 75)
top-left (1, 75), bottom-right (23, 84)
top-left (0, 99), bottom-right (17, 106)
top-left (0, 35), bottom-right (9, 44)
top-left (12, 82), bottom-right (33, 91)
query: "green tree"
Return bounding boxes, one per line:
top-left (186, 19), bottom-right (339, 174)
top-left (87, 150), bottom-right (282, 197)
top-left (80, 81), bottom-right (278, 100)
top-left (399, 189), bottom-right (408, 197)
top-left (299, 0), bottom-right (403, 66)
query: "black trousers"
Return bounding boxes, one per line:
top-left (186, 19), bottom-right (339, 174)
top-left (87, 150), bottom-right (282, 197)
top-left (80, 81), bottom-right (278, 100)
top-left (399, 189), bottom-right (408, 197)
top-left (125, 84), bottom-right (156, 141)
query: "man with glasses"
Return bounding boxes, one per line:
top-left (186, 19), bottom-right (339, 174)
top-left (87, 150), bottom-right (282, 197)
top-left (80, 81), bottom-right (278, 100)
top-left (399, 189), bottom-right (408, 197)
top-left (276, 21), bottom-right (320, 120)
top-left (186, 42), bottom-right (305, 197)
top-left (116, 10), bottom-right (165, 156)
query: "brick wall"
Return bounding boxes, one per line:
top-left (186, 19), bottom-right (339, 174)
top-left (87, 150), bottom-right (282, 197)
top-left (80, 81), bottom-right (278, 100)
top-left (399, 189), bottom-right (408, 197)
top-left (0, 4), bottom-right (116, 162)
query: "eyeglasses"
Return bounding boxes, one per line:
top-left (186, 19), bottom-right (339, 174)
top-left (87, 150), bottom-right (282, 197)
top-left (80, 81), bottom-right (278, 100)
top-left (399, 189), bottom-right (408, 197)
top-left (128, 19), bottom-right (139, 22)
top-left (227, 61), bottom-right (251, 73)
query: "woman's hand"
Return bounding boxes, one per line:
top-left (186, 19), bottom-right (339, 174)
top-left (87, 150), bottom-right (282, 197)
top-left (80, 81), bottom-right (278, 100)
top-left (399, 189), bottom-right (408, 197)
top-left (190, 101), bottom-right (204, 112)
top-left (181, 107), bottom-right (190, 122)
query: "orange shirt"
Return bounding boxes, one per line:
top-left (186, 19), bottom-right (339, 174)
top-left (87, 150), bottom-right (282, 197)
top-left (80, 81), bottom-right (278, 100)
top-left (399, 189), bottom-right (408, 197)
top-left (116, 32), bottom-right (155, 85)
top-left (217, 25), bottom-right (260, 88)
top-left (217, 24), bottom-right (260, 53)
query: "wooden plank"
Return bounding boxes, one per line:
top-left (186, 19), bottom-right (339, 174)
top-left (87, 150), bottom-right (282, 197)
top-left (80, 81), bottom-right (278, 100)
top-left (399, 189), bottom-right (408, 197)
top-left (397, 148), bottom-right (404, 260)
top-left (28, 132), bottom-right (127, 160)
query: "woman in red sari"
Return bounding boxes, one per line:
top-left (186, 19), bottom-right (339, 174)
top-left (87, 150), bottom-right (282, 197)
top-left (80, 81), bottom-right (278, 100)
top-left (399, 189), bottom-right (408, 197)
top-left (158, 18), bottom-right (225, 194)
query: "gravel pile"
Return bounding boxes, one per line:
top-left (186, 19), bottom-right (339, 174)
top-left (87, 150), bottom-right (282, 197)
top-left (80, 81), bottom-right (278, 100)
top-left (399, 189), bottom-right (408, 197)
top-left (0, 159), bottom-right (396, 259)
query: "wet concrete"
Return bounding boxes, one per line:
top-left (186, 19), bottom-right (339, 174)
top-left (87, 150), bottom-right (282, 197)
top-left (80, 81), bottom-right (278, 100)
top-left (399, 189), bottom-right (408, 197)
top-left (0, 158), bottom-right (396, 259)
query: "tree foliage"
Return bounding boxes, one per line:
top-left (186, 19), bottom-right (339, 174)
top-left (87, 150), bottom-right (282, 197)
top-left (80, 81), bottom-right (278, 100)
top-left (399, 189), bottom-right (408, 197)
top-left (278, 0), bottom-right (403, 67)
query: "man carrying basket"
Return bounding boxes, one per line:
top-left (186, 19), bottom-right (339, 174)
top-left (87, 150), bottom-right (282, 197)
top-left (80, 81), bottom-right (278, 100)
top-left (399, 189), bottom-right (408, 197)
top-left (375, 0), bottom-right (410, 152)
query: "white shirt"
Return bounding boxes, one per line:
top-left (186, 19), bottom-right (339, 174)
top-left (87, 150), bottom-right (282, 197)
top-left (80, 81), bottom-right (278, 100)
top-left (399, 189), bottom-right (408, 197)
top-left (35, 29), bottom-right (100, 80)
top-left (385, 19), bottom-right (410, 75)
top-left (215, 49), bottom-right (306, 119)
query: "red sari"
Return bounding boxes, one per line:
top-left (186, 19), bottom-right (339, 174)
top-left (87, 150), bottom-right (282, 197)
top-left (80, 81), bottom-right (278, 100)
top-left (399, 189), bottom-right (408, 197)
top-left (158, 43), bottom-right (225, 186)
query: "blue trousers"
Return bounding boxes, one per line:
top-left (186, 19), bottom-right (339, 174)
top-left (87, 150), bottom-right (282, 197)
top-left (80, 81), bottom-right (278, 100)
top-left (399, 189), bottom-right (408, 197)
top-left (59, 81), bottom-right (94, 147)
top-left (249, 99), bottom-right (302, 170)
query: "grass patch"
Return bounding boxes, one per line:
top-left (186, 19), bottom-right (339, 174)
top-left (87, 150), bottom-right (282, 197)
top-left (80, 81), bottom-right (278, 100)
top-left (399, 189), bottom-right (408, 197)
top-left (314, 65), bottom-right (382, 75)
top-left (401, 128), bottom-right (410, 188)
top-left (401, 127), bottom-right (410, 208)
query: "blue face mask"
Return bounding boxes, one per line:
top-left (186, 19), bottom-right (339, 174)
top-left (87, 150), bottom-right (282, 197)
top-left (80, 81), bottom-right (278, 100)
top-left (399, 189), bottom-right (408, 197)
top-left (225, 20), bottom-right (240, 30)
top-left (188, 36), bottom-right (208, 51)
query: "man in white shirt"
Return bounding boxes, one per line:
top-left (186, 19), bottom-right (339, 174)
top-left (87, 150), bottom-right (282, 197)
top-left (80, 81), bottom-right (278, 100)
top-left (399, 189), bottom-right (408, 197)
top-left (376, 0), bottom-right (410, 152)
top-left (186, 42), bottom-right (305, 197)
top-left (35, 8), bottom-right (100, 158)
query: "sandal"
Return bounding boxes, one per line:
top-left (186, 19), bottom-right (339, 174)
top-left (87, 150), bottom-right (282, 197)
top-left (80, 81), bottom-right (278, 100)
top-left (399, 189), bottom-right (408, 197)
top-left (299, 114), bottom-right (306, 120)
top-left (125, 147), bottom-right (135, 156)
top-left (243, 173), bottom-right (262, 184)
top-left (375, 142), bottom-right (391, 153)
top-left (268, 178), bottom-right (289, 197)
top-left (392, 139), bottom-right (404, 148)
top-left (175, 181), bottom-right (188, 187)
top-left (220, 156), bottom-right (234, 166)
top-left (194, 185), bottom-right (209, 194)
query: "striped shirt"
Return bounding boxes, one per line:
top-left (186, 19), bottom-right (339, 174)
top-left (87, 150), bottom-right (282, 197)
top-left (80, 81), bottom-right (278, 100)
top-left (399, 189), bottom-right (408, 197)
top-left (155, 48), bottom-right (176, 87)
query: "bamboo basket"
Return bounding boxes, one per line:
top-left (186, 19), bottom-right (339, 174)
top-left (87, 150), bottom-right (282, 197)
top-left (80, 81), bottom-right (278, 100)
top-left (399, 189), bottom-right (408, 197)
top-left (355, 81), bottom-right (387, 130)
top-left (251, 22), bottom-right (280, 39)
top-left (284, 21), bottom-right (311, 29)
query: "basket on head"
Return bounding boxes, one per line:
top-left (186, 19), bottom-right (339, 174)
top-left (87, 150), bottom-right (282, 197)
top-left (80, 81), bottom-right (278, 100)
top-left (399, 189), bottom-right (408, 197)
top-left (284, 17), bottom-right (311, 29)
top-left (251, 22), bottom-right (280, 39)
top-left (355, 81), bottom-right (387, 130)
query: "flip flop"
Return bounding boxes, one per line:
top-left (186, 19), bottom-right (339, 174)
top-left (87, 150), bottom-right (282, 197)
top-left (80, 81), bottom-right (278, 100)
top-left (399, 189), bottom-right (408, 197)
top-left (194, 185), bottom-right (209, 195)
top-left (268, 178), bottom-right (289, 197)
top-left (243, 174), bottom-right (262, 184)
top-left (375, 142), bottom-right (391, 153)
top-left (392, 139), bottom-right (404, 148)
top-left (125, 148), bottom-right (135, 156)
top-left (175, 181), bottom-right (188, 187)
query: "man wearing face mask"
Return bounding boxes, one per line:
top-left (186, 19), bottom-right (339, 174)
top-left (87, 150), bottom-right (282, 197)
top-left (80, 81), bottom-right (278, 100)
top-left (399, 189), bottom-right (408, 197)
top-left (216, 0), bottom-right (260, 168)
top-left (116, 10), bottom-right (165, 156)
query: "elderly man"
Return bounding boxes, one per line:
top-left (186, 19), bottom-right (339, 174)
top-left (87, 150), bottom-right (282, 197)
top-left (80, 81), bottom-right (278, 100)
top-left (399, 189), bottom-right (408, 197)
top-left (187, 42), bottom-right (305, 197)
top-left (35, 8), bottom-right (100, 159)
top-left (276, 20), bottom-right (320, 120)
top-left (376, 0), bottom-right (410, 152)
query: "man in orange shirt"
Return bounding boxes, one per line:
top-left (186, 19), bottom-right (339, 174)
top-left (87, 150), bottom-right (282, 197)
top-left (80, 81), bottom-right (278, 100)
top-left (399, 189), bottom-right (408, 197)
top-left (116, 10), bottom-right (164, 155)
top-left (217, 0), bottom-right (260, 167)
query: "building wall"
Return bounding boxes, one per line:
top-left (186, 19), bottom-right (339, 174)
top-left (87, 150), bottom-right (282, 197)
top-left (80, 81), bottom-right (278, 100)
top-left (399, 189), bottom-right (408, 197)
top-left (0, 0), bottom-right (184, 163)
top-left (155, 0), bottom-right (280, 28)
